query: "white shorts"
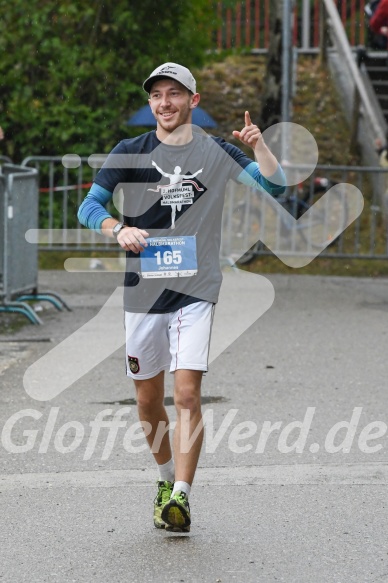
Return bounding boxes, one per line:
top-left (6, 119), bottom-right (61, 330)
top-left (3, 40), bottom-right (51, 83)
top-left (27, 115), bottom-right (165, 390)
top-left (124, 301), bottom-right (215, 380)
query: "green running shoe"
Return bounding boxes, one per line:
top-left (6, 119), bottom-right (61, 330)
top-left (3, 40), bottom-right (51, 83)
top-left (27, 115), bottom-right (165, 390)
top-left (153, 480), bottom-right (174, 529)
top-left (161, 490), bottom-right (191, 532)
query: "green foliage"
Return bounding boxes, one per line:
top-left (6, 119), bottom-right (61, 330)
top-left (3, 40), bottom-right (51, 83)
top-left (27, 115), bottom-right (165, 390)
top-left (0, 0), bottom-right (215, 161)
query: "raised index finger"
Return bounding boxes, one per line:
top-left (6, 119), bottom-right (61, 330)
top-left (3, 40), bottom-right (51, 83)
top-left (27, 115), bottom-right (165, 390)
top-left (245, 110), bottom-right (252, 126)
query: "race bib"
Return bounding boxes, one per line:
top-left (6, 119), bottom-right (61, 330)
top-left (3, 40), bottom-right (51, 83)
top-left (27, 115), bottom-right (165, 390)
top-left (140, 236), bottom-right (197, 278)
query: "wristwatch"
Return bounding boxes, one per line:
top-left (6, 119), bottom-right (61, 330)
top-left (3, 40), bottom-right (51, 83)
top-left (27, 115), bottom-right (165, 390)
top-left (112, 222), bottom-right (125, 238)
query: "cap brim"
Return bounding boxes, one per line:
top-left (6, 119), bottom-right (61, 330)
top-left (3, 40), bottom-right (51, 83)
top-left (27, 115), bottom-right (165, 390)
top-left (143, 75), bottom-right (171, 94)
top-left (143, 75), bottom-right (194, 94)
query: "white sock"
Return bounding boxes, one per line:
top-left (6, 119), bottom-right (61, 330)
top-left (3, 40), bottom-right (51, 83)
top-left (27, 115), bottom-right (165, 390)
top-left (172, 481), bottom-right (191, 498)
top-left (157, 458), bottom-right (175, 483)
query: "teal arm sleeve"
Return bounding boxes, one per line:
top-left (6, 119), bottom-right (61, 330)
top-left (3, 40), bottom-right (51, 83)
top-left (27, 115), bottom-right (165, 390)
top-left (237, 162), bottom-right (286, 197)
top-left (77, 183), bottom-right (114, 233)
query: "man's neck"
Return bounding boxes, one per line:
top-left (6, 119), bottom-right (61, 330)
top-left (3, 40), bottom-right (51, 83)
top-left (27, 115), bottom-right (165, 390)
top-left (156, 123), bottom-right (194, 146)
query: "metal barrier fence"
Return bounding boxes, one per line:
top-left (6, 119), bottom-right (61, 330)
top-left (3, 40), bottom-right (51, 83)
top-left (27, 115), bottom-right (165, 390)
top-left (20, 157), bottom-right (388, 261)
top-left (222, 164), bottom-right (388, 263)
top-left (21, 156), bottom-right (115, 251)
top-left (0, 162), bottom-right (72, 323)
top-left (0, 164), bottom-right (44, 323)
top-left (0, 164), bottom-right (40, 299)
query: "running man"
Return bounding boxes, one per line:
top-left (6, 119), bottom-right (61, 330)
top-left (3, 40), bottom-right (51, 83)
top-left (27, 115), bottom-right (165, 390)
top-left (78, 62), bottom-right (285, 532)
top-left (149, 161), bottom-right (203, 228)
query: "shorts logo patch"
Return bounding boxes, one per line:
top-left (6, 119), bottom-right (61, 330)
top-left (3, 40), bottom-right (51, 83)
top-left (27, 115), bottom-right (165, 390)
top-left (128, 355), bottom-right (140, 374)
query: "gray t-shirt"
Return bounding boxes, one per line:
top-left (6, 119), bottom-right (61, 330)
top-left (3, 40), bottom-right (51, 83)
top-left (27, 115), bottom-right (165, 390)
top-left (94, 128), bottom-right (254, 313)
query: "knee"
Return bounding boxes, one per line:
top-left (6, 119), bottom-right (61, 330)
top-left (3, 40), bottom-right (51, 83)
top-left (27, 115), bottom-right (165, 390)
top-left (136, 394), bottom-right (155, 413)
top-left (174, 386), bottom-right (201, 415)
top-left (136, 388), bottom-right (164, 414)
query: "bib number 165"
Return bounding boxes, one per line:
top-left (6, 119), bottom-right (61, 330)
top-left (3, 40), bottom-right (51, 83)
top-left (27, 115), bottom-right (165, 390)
top-left (154, 250), bottom-right (182, 266)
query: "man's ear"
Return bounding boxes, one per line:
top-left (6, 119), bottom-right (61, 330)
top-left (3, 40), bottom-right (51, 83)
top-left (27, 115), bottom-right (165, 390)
top-left (190, 92), bottom-right (201, 109)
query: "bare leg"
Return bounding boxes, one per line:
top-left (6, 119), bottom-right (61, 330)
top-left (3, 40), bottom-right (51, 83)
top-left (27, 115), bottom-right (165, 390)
top-left (134, 371), bottom-right (172, 465)
top-left (173, 369), bottom-right (204, 485)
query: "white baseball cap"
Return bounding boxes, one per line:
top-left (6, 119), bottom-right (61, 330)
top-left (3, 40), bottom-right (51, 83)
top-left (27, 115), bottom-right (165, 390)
top-left (143, 62), bottom-right (197, 94)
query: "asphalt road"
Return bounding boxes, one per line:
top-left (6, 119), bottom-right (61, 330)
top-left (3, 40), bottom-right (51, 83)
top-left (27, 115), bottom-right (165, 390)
top-left (0, 269), bottom-right (387, 583)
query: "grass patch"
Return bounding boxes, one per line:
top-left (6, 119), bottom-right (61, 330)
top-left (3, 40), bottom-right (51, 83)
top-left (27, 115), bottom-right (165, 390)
top-left (38, 250), bottom-right (121, 270)
top-left (0, 311), bottom-right (33, 334)
top-left (239, 254), bottom-right (388, 278)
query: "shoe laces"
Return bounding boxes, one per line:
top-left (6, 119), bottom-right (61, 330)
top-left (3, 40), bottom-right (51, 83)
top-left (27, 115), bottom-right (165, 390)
top-left (173, 490), bottom-right (189, 507)
top-left (155, 481), bottom-right (173, 506)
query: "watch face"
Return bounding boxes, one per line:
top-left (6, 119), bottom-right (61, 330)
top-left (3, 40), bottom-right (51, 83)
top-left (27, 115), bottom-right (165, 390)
top-left (113, 223), bottom-right (123, 236)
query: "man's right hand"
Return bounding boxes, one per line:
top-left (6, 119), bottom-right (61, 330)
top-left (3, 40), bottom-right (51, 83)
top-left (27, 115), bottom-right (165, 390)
top-left (117, 227), bottom-right (149, 253)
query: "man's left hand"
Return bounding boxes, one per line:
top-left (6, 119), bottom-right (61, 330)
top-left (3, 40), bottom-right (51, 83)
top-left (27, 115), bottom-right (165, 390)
top-left (233, 111), bottom-right (264, 151)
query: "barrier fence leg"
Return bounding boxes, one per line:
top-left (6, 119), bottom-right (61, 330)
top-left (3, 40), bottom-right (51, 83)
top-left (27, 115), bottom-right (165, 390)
top-left (0, 301), bottom-right (44, 325)
top-left (16, 292), bottom-right (72, 312)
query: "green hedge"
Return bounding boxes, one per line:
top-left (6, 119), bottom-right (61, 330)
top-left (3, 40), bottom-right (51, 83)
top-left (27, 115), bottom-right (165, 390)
top-left (0, 0), bottom-right (216, 162)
